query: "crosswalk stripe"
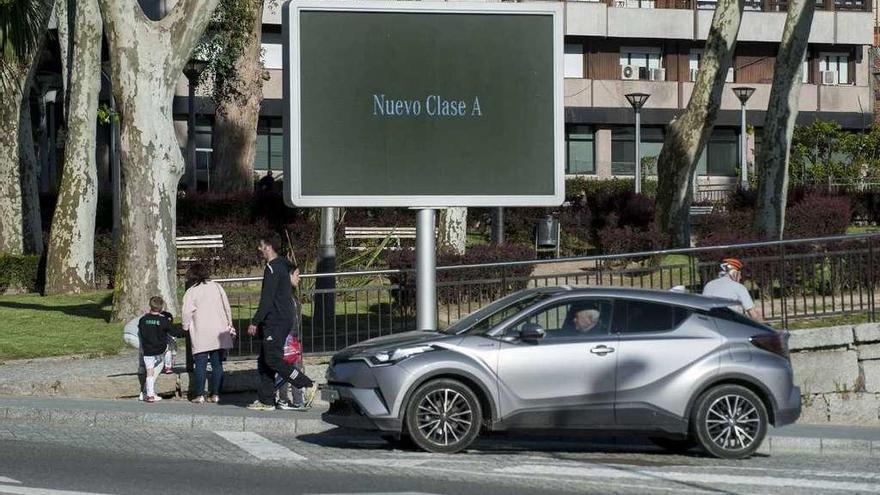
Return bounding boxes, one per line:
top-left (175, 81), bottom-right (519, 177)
top-left (0, 485), bottom-right (114, 495)
top-left (214, 431), bottom-right (306, 461)
top-left (494, 464), bottom-right (880, 493)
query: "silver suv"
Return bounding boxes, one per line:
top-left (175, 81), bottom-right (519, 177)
top-left (321, 286), bottom-right (800, 459)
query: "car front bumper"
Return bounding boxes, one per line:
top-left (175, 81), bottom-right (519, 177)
top-left (319, 359), bottom-right (411, 433)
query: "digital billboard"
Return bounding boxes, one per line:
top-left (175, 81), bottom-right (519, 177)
top-left (283, 1), bottom-right (563, 207)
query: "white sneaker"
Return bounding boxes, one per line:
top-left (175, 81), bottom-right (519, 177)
top-left (138, 393), bottom-right (162, 401)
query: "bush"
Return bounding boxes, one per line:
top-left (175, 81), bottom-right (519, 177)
top-left (94, 231), bottom-right (117, 289)
top-left (785, 193), bottom-right (851, 239)
top-left (387, 244), bottom-right (535, 313)
top-left (0, 255), bottom-right (41, 293)
top-left (179, 215), bottom-right (320, 278)
top-left (596, 223), bottom-right (662, 257)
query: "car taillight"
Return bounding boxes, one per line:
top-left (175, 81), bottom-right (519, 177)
top-left (750, 332), bottom-right (790, 359)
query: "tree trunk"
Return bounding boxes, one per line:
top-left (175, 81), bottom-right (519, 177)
top-left (654, 0), bottom-right (744, 247)
top-left (20, 89), bottom-right (44, 255)
top-left (0, 90), bottom-right (26, 256)
top-left (438, 207), bottom-right (467, 255)
top-left (45, 0), bottom-right (102, 294)
top-left (98, 0), bottom-right (219, 319)
top-left (210, 0), bottom-right (264, 195)
top-left (754, 0), bottom-right (815, 240)
top-left (0, 54), bottom-right (44, 255)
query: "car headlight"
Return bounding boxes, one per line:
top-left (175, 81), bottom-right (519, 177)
top-left (364, 345), bottom-right (436, 367)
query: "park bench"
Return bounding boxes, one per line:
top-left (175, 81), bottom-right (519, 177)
top-left (689, 205), bottom-right (714, 216)
top-left (343, 227), bottom-right (416, 251)
top-left (176, 234), bottom-right (224, 262)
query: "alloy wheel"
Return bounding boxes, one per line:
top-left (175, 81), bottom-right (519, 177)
top-left (416, 388), bottom-right (474, 447)
top-left (704, 394), bottom-right (761, 451)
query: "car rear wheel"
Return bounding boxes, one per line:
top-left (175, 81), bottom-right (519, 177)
top-left (405, 378), bottom-right (482, 454)
top-left (693, 384), bottom-right (768, 459)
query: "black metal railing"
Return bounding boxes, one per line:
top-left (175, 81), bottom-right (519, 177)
top-left (218, 233), bottom-right (880, 358)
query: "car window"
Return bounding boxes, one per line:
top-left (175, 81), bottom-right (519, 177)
top-left (508, 299), bottom-right (614, 339)
top-left (453, 292), bottom-right (553, 336)
top-left (617, 299), bottom-right (690, 334)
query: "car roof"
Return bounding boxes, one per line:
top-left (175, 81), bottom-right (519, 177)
top-left (523, 285), bottom-right (735, 311)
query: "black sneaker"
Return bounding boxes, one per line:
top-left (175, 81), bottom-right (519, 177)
top-left (291, 372), bottom-right (314, 389)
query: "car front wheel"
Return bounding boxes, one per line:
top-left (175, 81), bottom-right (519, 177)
top-left (405, 378), bottom-right (482, 454)
top-left (693, 384), bottom-right (769, 459)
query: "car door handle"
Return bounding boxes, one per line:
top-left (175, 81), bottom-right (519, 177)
top-left (590, 345), bottom-right (615, 356)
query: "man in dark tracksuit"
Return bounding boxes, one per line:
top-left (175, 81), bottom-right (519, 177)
top-left (247, 234), bottom-right (313, 410)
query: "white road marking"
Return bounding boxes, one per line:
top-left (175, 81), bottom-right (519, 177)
top-left (495, 464), bottom-right (880, 493)
top-left (416, 464), bottom-right (714, 494)
top-left (663, 464), bottom-right (880, 481)
top-left (0, 478), bottom-right (21, 485)
top-left (214, 431), bottom-right (306, 461)
top-left (0, 485), bottom-right (115, 495)
top-left (330, 459), bottom-right (429, 468)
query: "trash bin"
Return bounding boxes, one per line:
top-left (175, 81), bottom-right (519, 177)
top-left (535, 215), bottom-right (559, 248)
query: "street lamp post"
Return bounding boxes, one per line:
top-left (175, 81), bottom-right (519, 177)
top-left (732, 86), bottom-right (756, 190)
top-left (183, 58), bottom-right (208, 193)
top-left (625, 93), bottom-right (650, 194)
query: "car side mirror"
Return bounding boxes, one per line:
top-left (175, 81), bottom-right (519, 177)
top-left (519, 323), bottom-right (545, 342)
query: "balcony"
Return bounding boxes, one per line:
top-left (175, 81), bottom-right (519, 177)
top-left (564, 78), bottom-right (873, 116)
top-left (564, 0), bottom-right (872, 44)
top-left (587, 0), bottom-right (870, 11)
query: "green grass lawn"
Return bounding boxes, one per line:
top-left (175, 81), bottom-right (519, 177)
top-left (0, 290), bottom-right (123, 361)
top-left (846, 225), bottom-right (880, 235)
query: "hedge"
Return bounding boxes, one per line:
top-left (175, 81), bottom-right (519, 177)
top-left (0, 255), bottom-right (41, 293)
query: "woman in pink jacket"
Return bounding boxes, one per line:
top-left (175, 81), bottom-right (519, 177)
top-left (182, 264), bottom-right (236, 404)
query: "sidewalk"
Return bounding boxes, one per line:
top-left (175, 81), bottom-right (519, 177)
top-left (1, 395), bottom-right (879, 456)
top-left (0, 394), bottom-right (329, 435)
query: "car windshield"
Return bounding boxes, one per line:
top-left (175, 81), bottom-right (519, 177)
top-left (442, 291), bottom-right (553, 336)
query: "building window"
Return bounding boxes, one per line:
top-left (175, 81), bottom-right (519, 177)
top-left (620, 47), bottom-right (662, 70)
top-left (564, 43), bottom-right (585, 79)
top-left (689, 49), bottom-right (733, 82)
top-left (819, 52), bottom-right (849, 84)
top-left (566, 125), bottom-right (595, 174)
top-left (255, 117), bottom-right (283, 171)
top-left (611, 126), bottom-right (664, 176)
top-left (695, 128), bottom-right (739, 176)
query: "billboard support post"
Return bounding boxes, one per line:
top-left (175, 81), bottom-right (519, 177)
top-left (315, 207), bottom-right (336, 329)
top-left (416, 208), bottom-right (437, 331)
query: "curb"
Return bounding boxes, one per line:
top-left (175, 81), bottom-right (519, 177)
top-left (3, 405), bottom-right (878, 456)
top-left (2, 406), bottom-right (334, 436)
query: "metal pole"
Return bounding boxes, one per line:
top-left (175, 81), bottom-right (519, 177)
top-left (741, 102), bottom-right (748, 190)
top-left (186, 77), bottom-right (196, 192)
top-left (315, 207), bottom-right (337, 329)
top-left (416, 209), bottom-right (437, 331)
top-left (491, 207), bottom-right (505, 245)
top-left (634, 108), bottom-right (642, 194)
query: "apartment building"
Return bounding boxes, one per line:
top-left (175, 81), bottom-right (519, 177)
top-left (558, 0), bottom-right (874, 187)
top-left (43, 0), bottom-right (869, 193)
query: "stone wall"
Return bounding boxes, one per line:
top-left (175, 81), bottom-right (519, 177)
top-left (791, 323), bottom-right (880, 426)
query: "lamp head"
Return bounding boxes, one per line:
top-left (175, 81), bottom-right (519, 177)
top-left (625, 92), bottom-right (650, 110)
top-left (732, 86), bottom-right (756, 104)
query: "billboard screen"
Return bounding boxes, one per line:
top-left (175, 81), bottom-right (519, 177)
top-left (283, 1), bottom-right (563, 207)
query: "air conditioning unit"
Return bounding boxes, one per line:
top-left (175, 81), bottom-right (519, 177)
top-left (690, 68), bottom-right (699, 82)
top-left (621, 64), bottom-right (640, 80)
top-left (649, 68), bottom-right (666, 81)
top-left (821, 70), bottom-right (839, 85)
